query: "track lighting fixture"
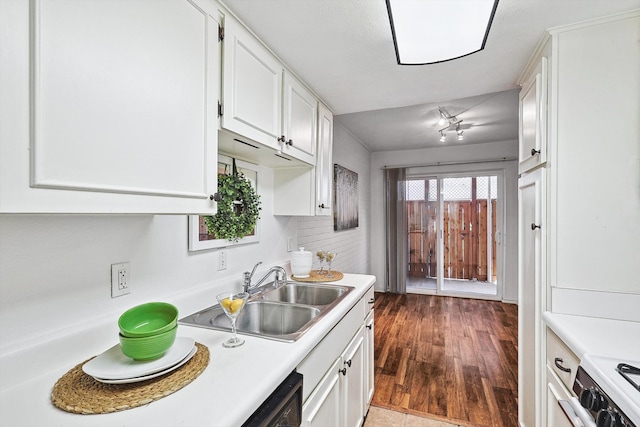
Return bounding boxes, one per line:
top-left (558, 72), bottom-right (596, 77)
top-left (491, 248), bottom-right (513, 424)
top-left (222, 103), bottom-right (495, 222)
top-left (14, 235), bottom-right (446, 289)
top-left (436, 107), bottom-right (467, 143)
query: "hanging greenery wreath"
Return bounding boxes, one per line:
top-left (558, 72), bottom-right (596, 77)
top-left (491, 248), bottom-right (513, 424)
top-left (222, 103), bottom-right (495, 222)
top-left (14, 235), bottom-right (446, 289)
top-left (204, 161), bottom-right (261, 242)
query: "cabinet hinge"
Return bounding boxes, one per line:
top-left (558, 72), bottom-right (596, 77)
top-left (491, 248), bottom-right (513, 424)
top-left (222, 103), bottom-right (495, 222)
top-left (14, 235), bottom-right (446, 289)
top-left (218, 101), bottom-right (223, 118)
top-left (218, 25), bottom-right (224, 42)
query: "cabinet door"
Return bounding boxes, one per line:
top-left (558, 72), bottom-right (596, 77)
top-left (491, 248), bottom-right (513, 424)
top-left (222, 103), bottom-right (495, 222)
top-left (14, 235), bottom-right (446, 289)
top-left (302, 357), bottom-right (342, 427)
top-left (546, 368), bottom-right (576, 427)
top-left (315, 103), bottom-right (333, 215)
top-left (518, 168), bottom-right (546, 427)
top-left (282, 72), bottom-right (317, 165)
top-left (342, 328), bottom-right (365, 427)
top-left (221, 15), bottom-right (282, 151)
top-left (552, 15), bottom-right (640, 294)
top-left (364, 310), bottom-right (375, 411)
top-left (0, 0), bottom-right (218, 214)
top-left (518, 57), bottom-right (548, 173)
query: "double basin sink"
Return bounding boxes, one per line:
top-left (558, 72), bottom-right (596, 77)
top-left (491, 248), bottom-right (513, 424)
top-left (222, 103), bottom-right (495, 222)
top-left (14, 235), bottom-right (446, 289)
top-left (178, 282), bottom-right (354, 342)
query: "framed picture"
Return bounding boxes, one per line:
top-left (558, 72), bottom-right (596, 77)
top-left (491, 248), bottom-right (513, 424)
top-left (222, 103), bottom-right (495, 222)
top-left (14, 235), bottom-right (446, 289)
top-left (188, 155), bottom-right (260, 251)
top-left (334, 164), bottom-right (359, 231)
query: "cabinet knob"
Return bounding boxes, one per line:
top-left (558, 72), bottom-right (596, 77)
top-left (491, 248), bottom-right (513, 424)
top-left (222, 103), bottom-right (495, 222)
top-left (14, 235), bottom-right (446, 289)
top-left (344, 359), bottom-right (352, 368)
top-left (338, 367), bottom-right (347, 376)
top-left (366, 324), bottom-right (372, 330)
top-left (277, 135), bottom-right (287, 143)
top-left (531, 223), bottom-right (541, 231)
top-left (319, 203), bottom-right (325, 209)
top-left (286, 139), bottom-right (293, 146)
top-left (211, 193), bottom-right (221, 201)
top-left (531, 148), bottom-right (541, 156)
top-left (554, 357), bottom-right (571, 373)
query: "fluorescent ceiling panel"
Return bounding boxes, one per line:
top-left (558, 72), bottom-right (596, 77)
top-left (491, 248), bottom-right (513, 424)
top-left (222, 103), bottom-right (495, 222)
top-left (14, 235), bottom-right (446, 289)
top-left (386, 0), bottom-right (499, 65)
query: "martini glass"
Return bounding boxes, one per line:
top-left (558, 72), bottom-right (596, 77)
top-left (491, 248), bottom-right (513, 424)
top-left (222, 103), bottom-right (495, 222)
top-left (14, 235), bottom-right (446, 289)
top-left (216, 291), bottom-right (249, 348)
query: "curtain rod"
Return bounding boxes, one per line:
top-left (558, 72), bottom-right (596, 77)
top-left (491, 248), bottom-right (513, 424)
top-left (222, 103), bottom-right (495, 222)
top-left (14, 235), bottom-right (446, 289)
top-left (381, 157), bottom-right (517, 170)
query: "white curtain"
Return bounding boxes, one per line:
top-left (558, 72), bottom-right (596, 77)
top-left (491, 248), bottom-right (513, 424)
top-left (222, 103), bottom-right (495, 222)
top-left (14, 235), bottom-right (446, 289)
top-left (384, 168), bottom-right (408, 294)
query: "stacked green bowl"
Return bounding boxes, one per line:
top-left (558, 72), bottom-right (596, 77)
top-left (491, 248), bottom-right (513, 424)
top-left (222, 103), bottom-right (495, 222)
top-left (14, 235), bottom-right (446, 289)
top-left (118, 302), bottom-right (179, 360)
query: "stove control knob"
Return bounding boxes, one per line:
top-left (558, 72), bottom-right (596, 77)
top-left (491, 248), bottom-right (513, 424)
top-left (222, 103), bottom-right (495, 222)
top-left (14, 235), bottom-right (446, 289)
top-left (596, 409), bottom-right (622, 427)
top-left (580, 388), bottom-right (607, 412)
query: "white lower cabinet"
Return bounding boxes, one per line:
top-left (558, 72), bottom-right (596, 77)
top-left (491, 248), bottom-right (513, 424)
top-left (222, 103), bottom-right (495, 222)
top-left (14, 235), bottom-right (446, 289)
top-left (303, 328), bottom-right (365, 427)
top-left (342, 327), bottom-right (365, 427)
top-left (299, 286), bottom-right (374, 427)
top-left (546, 367), bottom-right (574, 427)
top-left (302, 357), bottom-right (342, 427)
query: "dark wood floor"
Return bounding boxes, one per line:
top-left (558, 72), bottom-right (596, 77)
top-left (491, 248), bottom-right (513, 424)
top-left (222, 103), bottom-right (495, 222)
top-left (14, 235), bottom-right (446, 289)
top-left (371, 292), bottom-right (519, 427)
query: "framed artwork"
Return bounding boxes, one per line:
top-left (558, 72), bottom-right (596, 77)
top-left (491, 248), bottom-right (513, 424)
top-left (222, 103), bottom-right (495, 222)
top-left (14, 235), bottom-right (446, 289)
top-left (188, 155), bottom-right (259, 251)
top-left (334, 164), bottom-right (359, 231)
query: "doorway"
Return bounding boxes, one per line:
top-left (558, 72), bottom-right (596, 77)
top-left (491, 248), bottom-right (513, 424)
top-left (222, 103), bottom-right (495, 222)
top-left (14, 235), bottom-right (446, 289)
top-left (405, 173), bottom-right (502, 299)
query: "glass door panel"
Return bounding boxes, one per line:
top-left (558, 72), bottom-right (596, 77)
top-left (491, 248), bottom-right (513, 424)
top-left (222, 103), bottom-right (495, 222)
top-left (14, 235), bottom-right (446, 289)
top-left (406, 174), bottom-right (499, 297)
top-left (405, 178), bottom-right (438, 292)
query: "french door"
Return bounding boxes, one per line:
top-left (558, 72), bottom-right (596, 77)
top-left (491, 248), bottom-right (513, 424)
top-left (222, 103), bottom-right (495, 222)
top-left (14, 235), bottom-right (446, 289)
top-left (405, 173), bottom-right (502, 299)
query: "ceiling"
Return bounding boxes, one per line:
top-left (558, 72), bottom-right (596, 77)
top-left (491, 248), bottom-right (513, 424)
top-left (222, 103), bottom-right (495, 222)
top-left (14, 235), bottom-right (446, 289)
top-left (221, 0), bottom-right (640, 152)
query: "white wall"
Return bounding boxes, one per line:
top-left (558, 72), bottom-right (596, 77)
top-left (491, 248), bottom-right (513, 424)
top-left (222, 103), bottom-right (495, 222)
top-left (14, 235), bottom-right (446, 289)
top-left (370, 140), bottom-right (519, 302)
top-left (296, 122), bottom-right (372, 276)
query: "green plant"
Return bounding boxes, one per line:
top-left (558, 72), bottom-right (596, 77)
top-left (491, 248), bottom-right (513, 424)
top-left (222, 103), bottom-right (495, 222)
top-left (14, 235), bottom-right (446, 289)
top-left (204, 171), bottom-right (261, 242)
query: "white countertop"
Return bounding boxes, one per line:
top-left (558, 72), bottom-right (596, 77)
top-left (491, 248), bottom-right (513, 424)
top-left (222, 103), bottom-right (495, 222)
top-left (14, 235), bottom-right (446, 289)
top-left (543, 312), bottom-right (640, 361)
top-left (544, 312), bottom-right (640, 424)
top-left (0, 274), bottom-right (376, 427)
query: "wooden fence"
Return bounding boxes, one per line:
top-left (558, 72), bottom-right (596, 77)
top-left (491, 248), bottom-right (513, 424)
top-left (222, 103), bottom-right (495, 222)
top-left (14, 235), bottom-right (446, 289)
top-left (407, 199), bottom-right (497, 282)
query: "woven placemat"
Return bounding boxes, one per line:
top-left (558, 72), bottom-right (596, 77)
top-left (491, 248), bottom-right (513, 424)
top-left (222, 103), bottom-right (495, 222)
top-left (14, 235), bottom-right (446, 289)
top-left (51, 342), bottom-right (209, 415)
top-left (291, 270), bottom-right (343, 282)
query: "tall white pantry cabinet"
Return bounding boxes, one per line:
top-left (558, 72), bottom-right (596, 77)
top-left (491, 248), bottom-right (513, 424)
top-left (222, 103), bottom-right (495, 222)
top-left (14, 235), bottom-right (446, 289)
top-left (517, 10), bottom-right (640, 427)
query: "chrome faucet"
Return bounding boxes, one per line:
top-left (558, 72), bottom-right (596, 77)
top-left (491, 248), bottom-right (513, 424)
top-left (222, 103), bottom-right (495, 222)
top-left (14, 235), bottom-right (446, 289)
top-left (243, 263), bottom-right (287, 295)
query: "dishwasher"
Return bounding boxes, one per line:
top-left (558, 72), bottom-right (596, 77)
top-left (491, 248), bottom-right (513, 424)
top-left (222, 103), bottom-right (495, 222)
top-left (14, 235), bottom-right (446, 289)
top-left (242, 370), bottom-right (303, 427)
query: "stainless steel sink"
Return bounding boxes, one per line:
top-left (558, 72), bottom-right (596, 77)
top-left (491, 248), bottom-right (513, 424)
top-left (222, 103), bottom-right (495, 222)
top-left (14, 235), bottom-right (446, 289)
top-left (262, 283), bottom-right (349, 305)
top-left (179, 282), bottom-right (354, 342)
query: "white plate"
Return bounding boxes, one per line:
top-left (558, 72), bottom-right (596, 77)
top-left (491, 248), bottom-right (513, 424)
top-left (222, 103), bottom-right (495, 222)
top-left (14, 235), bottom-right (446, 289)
top-left (92, 345), bottom-right (197, 384)
top-left (82, 336), bottom-right (195, 380)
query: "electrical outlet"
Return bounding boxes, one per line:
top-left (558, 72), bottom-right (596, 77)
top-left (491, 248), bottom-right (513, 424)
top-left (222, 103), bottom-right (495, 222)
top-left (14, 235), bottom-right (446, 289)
top-left (218, 250), bottom-right (227, 271)
top-left (111, 262), bottom-right (131, 298)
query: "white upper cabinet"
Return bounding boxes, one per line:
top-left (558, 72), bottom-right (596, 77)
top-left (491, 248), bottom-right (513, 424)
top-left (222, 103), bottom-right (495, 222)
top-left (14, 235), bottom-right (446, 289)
top-left (221, 15), bottom-right (282, 152)
top-left (549, 12), bottom-right (640, 294)
top-left (316, 104), bottom-right (334, 215)
top-left (282, 72), bottom-right (317, 165)
top-left (0, 0), bottom-right (219, 214)
top-left (221, 14), bottom-right (317, 165)
top-left (518, 50), bottom-right (549, 173)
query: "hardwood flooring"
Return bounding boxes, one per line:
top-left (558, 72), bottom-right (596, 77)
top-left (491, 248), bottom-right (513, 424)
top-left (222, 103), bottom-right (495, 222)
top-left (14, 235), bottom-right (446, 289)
top-left (371, 292), bottom-right (519, 427)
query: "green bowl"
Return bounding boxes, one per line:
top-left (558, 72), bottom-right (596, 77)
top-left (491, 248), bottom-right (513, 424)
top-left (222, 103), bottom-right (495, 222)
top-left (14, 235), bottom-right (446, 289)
top-left (118, 302), bottom-right (178, 338)
top-left (119, 325), bottom-right (177, 360)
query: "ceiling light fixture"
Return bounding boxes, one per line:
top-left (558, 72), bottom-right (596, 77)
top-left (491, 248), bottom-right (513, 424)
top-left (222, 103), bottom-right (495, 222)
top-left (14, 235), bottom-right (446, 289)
top-left (386, 0), bottom-right (500, 65)
top-left (437, 107), bottom-right (467, 143)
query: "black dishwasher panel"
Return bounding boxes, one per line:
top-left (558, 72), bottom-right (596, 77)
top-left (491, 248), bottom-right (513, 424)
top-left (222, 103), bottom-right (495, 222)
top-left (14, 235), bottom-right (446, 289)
top-left (242, 370), bottom-right (303, 427)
